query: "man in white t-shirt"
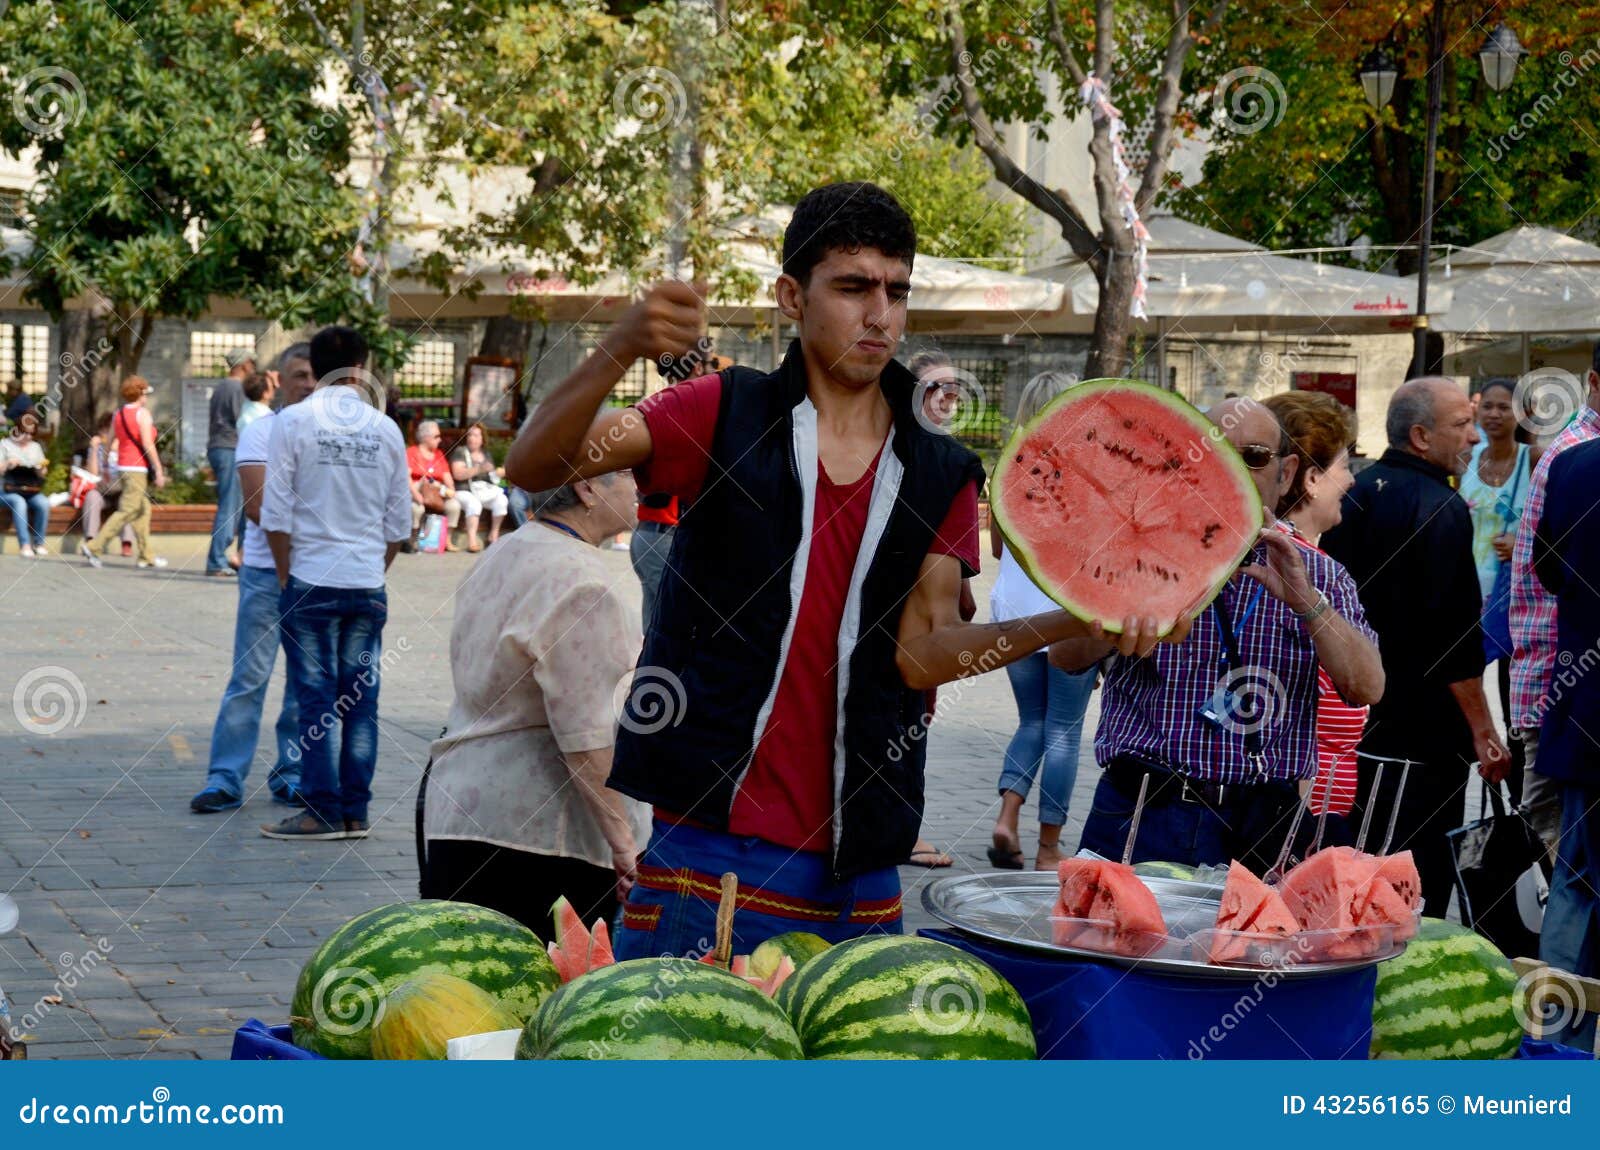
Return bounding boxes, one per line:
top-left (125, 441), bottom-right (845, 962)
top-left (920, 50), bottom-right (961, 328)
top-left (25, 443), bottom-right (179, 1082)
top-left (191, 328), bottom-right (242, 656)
top-left (190, 344), bottom-right (315, 815)
top-left (259, 326), bottom-right (412, 841)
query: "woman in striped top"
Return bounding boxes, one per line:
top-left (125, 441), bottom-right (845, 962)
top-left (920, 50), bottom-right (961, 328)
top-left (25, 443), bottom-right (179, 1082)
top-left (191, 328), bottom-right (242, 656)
top-left (1263, 391), bottom-right (1367, 842)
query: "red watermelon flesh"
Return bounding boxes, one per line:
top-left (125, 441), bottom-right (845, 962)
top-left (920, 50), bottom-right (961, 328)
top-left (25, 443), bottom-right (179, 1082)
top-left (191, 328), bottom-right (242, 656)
top-left (547, 897), bottom-right (616, 984)
top-left (1054, 858), bottom-right (1168, 956)
top-left (1278, 848), bottom-right (1393, 960)
top-left (1374, 851), bottom-right (1422, 912)
top-left (1209, 861), bottom-right (1301, 964)
top-left (992, 380), bottom-right (1263, 633)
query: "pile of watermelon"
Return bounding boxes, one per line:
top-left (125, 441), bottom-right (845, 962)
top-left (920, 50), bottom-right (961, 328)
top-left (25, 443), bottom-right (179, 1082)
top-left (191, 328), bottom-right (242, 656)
top-left (292, 899), bottom-right (1036, 1060)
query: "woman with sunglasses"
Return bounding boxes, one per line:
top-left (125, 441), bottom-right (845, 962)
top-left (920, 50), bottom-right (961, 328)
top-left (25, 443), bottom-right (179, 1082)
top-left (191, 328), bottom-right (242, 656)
top-left (1460, 378), bottom-right (1537, 805)
top-left (1264, 391), bottom-right (1365, 845)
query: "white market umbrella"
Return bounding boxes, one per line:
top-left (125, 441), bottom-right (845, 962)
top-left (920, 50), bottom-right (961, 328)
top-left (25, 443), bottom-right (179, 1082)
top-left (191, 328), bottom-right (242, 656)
top-left (1428, 225), bottom-right (1600, 336)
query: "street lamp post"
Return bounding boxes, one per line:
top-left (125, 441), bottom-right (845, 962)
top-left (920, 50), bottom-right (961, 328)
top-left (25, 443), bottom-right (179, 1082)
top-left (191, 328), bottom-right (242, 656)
top-left (1360, 14), bottom-right (1526, 376)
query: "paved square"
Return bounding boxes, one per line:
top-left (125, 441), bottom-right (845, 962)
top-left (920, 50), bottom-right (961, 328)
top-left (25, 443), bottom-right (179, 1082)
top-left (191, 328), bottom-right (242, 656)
top-left (2, 535), bottom-right (1101, 1059)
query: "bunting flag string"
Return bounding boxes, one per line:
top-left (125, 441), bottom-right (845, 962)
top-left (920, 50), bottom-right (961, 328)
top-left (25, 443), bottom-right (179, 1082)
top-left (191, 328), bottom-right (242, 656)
top-left (1079, 74), bottom-right (1150, 320)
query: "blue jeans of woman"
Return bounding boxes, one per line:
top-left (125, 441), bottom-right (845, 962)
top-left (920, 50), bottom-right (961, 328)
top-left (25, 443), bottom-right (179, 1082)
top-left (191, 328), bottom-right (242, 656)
top-left (277, 577), bottom-right (387, 826)
top-left (998, 652), bottom-right (1096, 826)
top-left (1, 490), bottom-right (48, 548)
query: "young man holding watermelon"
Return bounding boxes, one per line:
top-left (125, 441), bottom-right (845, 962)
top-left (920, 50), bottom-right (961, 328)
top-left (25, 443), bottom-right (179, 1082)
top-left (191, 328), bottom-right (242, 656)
top-left (1053, 397), bottom-right (1385, 874)
top-left (506, 182), bottom-right (1181, 958)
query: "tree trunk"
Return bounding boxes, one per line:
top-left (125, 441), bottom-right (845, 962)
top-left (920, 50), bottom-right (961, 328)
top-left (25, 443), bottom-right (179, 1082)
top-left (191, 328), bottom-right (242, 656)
top-left (1086, 255), bottom-right (1135, 378)
top-left (56, 308), bottom-right (120, 447)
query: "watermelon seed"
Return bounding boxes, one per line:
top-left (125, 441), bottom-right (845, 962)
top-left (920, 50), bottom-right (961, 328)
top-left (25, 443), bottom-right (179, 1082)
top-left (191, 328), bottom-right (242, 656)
top-left (1014, 454), bottom-right (1024, 463)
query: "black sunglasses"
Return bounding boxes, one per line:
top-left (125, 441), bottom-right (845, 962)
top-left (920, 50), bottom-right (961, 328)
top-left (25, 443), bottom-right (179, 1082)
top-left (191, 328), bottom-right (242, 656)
top-left (1238, 443), bottom-right (1280, 471)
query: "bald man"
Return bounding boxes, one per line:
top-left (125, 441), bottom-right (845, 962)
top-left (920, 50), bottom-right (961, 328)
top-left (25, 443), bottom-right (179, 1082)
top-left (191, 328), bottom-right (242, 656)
top-left (1053, 397), bottom-right (1383, 872)
top-left (1323, 376), bottom-right (1510, 920)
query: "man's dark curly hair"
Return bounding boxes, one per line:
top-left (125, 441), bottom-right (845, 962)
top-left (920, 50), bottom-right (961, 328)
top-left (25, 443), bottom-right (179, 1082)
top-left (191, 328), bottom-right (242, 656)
top-left (781, 182), bottom-right (916, 287)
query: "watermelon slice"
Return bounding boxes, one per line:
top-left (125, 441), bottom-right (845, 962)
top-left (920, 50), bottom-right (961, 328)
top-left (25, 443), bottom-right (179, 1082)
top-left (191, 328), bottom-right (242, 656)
top-left (547, 897), bottom-right (616, 984)
top-left (1278, 848), bottom-right (1397, 960)
top-left (1372, 851), bottom-right (1422, 937)
top-left (1053, 857), bottom-right (1168, 956)
top-left (991, 379), bottom-right (1263, 633)
top-left (721, 953), bottom-right (797, 996)
top-left (1208, 861), bottom-right (1301, 964)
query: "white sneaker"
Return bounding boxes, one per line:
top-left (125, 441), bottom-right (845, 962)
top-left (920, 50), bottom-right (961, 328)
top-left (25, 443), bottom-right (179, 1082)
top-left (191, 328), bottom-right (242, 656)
top-left (33, 545), bottom-right (48, 557)
top-left (19, 545), bottom-right (34, 558)
top-left (137, 557), bottom-right (169, 569)
top-left (79, 542), bottom-right (102, 569)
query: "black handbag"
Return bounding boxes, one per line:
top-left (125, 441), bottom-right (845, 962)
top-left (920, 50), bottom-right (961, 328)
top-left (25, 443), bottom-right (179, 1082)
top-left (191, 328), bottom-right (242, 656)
top-left (3, 464), bottom-right (44, 495)
top-left (1447, 783), bottom-right (1549, 958)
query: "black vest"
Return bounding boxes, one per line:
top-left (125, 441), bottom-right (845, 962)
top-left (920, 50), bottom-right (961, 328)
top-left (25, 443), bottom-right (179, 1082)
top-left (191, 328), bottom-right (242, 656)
top-left (609, 342), bottom-right (985, 879)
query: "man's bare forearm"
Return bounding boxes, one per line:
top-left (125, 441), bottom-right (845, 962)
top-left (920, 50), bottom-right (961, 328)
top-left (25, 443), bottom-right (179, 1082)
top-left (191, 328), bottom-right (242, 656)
top-left (505, 333), bottom-right (634, 493)
top-left (267, 531), bottom-right (291, 587)
top-left (1309, 612), bottom-right (1385, 706)
top-left (1449, 677), bottom-right (1495, 736)
top-left (898, 611), bottom-right (1090, 691)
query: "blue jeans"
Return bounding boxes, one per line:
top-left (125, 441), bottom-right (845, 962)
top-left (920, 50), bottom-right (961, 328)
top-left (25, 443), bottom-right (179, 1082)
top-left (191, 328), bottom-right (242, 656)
top-left (277, 577), bottom-right (387, 825)
top-left (613, 818), bottom-right (903, 961)
top-left (1, 490), bottom-right (48, 548)
top-left (206, 446), bottom-right (241, 572)
top-left (203, 565), bottom-right (301, 799)
top-left (998, 652), bottom-right (1095, 826)
top-left (1540, 784), bottom-right (1600, 1047)
top-left (628, 521), bottom-right (674, 631)
top-left (506, 486), bottom-right (532, 530)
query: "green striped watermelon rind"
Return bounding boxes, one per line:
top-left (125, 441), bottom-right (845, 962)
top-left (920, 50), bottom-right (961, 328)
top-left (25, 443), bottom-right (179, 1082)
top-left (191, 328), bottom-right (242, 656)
top-left (290, 900), bottom-right (559, 1059)
top-left (518, 957), bottom-right (805, 1060)
top-left (1369, 920), bottom-right (1522, 1060)
top-left (990, 378), bottom-right (1263, 635)
top-left (776, 936), bottom-right (1036, 1060)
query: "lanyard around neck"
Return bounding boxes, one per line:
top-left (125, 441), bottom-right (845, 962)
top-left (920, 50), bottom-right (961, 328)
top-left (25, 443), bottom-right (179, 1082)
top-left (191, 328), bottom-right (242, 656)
top-left (538, 517), bottom-right (584, 543)
top-left (1212, 579), bottom-right (1264, 670)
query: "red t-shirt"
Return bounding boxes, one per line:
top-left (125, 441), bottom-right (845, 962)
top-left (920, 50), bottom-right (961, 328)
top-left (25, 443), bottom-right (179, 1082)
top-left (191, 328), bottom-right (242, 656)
top-left (634, 375), bottom-right (979, 852)
top-left (407, 445), bottom-right (452, 485)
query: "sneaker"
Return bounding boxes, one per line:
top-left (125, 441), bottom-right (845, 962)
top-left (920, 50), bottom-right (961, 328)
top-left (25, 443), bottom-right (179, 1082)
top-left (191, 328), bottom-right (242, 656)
top-left (138, 557), bottom-right (169, 569)
top-left (260, 813), bottom-right (344, 841)
top-left (18, 545), bottom-right (34, 558)
top-left (205, 568), bottom-right (235, 577)
top-left (190, 787), bottom-right (242, 814)
top-left (33, 545), bottom-right (48, 557)
top-left (79, 542), bottom-right (102, 569)
top-left (343, 819), bottom-right (370, 839)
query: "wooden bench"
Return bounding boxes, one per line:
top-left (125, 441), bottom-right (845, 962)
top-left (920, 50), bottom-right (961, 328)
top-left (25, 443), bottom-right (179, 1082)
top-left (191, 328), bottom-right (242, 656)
top-left (0, 502), bottom-right (219, 538)
top-left (1514, 957), bottom-right (1600, 1055)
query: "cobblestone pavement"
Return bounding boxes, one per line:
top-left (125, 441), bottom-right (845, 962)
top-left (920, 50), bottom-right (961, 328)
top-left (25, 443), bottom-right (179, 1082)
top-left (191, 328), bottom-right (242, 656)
top-left (1, 532), bottom-right (1104, 1060)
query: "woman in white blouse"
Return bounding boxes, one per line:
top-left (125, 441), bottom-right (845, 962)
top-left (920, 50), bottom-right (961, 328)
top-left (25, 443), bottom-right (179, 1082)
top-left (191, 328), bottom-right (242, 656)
top-left (418, 470), bottom-right (649, 930)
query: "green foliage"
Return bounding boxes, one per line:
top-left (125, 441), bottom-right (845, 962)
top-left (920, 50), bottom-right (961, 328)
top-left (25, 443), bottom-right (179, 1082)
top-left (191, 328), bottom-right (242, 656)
top-left (1174, 1), bottom-right (1600, 257)
top-left (0, 1), bottom-right (365, 368)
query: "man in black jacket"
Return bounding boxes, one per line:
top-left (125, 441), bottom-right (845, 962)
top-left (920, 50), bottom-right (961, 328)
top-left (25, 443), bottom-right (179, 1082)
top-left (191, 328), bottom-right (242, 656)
top-left (506, 183), bottom-right (1185, 959)
top-left (1532, 436), bottom-right (1600, 1027)
top-left (1323, 377), bottom-right (1510, 919)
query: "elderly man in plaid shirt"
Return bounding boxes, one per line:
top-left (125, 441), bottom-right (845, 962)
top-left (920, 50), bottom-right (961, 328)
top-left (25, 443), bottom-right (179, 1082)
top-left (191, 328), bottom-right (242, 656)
top-left (1510, 346), bottom-right (1600, 858)
top-left (1053, 397), bottom-right (1385, 873)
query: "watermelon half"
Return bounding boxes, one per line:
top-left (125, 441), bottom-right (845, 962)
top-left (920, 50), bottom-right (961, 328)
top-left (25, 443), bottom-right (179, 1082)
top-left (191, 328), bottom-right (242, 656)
top-left (991, 379), bottom-right (1263, 633)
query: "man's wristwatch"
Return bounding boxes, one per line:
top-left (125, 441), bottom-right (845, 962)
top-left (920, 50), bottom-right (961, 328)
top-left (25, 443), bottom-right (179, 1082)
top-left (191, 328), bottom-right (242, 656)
top-left (1294, 590), bottom-right (1331, 623)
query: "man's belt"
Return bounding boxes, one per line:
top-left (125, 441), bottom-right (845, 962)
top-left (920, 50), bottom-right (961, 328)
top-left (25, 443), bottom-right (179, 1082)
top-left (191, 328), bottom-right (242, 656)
top-left (1105, 758), bottom-right (1294, 808)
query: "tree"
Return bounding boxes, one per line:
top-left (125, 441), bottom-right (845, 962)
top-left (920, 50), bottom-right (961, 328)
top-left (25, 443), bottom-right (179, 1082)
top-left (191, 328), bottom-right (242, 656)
top-left (1174, 1), bottom-right (1600, 268)
top-left (0, 0), bottom-right (360, 439)
top-left (455, 0), bottom-right (1030, 383)
top-left (812, 0), bottom-right (1231, 377)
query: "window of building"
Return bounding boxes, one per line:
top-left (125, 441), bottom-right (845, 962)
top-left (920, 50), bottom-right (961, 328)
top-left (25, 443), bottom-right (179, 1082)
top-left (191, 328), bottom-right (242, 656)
top-left (0, 323), bottom-right (50, 395)
top-left (394, 339), bottom-right (458, 400)
top-left (949, 356), bottom-right (1008, 448)
top-left (0, 188), bottom-right (26, 229)
top-left (188, 331), bottom-right (254, 377)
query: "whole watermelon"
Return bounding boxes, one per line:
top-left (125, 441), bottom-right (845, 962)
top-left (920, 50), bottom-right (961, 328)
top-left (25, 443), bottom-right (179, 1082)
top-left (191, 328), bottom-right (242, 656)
top-left (1370, 920), bottom-right (1522, 1059)
top-left (370, 972), bottom-right (522, 1060)
top-left (291, 900), bottom-right (558, 1058)
top-left (776, 936), bottom-right (1035, 1060)
top-left (516, 958), bottom-right (803, 1060)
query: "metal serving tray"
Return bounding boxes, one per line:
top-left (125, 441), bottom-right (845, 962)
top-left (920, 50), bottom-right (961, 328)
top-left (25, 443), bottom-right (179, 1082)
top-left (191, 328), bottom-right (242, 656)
top-left (922, 871), bottom-right (1404, 981)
